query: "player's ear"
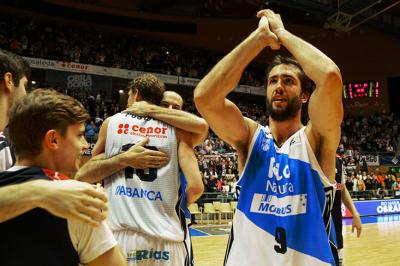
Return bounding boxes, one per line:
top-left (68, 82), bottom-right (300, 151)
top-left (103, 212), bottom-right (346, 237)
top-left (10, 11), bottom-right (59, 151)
top-left (2, 72), bottom-right (14, 93)
top-left (134, 89), bottom-right (141, 101)
top-left (44, 130), bottom-right (61, 150)
top-left (301, 90), bottom-right (310, 104)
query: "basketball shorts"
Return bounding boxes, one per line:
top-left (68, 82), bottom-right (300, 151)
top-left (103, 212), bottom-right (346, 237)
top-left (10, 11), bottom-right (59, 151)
top-left (113, 229), bottom-right (193, 266)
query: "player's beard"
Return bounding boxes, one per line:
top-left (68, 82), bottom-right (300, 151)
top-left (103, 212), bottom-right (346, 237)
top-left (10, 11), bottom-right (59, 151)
top-left (266, 95), bottom-right (302, 121)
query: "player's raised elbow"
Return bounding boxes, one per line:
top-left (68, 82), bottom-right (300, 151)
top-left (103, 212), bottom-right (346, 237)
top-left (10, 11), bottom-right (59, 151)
top-left (323, 66), bottom-right (342, 87)
top-left (315, 69), bottom-right (343, 102)
top-left (193, 86), bottom-right (208, 112)
top-left (194, 81), bottom-right (221, 112)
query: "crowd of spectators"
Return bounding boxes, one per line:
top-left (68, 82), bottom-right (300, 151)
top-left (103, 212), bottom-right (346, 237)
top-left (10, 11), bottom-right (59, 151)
top-left (344, 169), bottom-right (399, 199)
top-left (344, 171), bottom-right (396, 192)
top-left (340, 113), bottom-right (399, 155)
top-left (0, 16), bottom-right (265, 86)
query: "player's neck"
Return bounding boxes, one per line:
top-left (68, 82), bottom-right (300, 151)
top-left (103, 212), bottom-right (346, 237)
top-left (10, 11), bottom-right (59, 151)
top-left (0, 96), bottom-right (10, 131)
top-left (269, 116), bottom-right (303, 147)
top-left (16, 153), bottom-right (57, 172)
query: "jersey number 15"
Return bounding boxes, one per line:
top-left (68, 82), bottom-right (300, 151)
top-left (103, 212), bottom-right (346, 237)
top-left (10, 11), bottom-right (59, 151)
top-left (121, 143), bottom-right (158, 182)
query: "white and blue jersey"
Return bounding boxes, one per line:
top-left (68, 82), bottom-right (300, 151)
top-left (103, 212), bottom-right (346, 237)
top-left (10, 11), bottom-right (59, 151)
top-left (180, 173), bottom-right (194, 266)
top-left (224, 125), bottom-right (337, 266)
top-left (104, 113), bottom-right (184, 242)
top-left (180, 173), bottom-right (192, 224)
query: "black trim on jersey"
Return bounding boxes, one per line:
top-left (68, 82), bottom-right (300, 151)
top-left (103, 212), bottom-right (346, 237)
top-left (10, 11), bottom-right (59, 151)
top-left (332, 157), bottom-right (344, 249)
top-left (0, 134), bottom-right (16, 167)
top-left (176, 185), bottom-right (194, 266)
top-left (176, 185), bottom-right (188, 240)
top-left (322, 186), bottom-right (339, 266)
top-left (322, 187), bottom-right (334, 231)
top-left (0, 167), bottom-right (79, 266)
top-left (235, 185), bottom-right (241, 200)
top-left (0, 140), bottom-right (8, 151)
top-left (224, 225), bottom-right (235, 266)
top-left (183, 236), bottom-right (194, 266)
top-left (330, 240), bottom-right (339, 266)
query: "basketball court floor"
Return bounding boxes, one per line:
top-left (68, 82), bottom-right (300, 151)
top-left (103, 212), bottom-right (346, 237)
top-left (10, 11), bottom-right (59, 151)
top-left (191, 214), bottom-right (400, 265)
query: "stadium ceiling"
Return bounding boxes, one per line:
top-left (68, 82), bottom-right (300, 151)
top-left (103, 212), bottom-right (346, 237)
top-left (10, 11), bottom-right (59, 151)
top-left (133, 0), bottom-right (400, 35)
top-left (5, 0), bottom-right (400, 35)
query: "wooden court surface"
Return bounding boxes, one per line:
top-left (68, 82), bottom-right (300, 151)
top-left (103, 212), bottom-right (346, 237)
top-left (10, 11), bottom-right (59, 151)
top-left (192, 220), bottom-right (400, 266)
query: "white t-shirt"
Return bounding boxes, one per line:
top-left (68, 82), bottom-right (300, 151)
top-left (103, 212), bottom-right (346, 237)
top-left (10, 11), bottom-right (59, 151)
top-left (68, 219), bottom-right (117, 263)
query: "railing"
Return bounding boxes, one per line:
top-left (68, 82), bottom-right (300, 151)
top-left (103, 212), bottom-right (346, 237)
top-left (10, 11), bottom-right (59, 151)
top-left (357, 151), bottom-right (397, 156)
top-left (198, 192), bottom-right (237, 204)
top-left (349, 189), bottom-right (395, 200)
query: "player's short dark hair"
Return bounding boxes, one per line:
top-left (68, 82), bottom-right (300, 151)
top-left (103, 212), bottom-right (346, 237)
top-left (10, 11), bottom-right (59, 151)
top-left (0, 48), bottom-right (31, 86)
top-left (127, 74), bottom-right (165, 105)
top-left (265, 55), bottom-right (315, 96)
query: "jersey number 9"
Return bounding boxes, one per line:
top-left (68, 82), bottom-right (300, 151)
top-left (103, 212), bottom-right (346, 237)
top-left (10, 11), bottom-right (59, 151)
top-left (274, 227), bottom-right (287, 254)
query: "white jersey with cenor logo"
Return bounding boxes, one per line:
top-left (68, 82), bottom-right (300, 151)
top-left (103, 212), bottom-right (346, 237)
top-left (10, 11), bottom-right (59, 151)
top-left (104, 113), bottom-right (183, 242)
top-left (224, 125), bottom-right (337, 266)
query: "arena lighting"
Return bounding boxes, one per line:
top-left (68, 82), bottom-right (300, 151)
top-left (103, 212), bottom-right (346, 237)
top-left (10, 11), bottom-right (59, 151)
top-left (119, 90), bottom-right (124, 94)
top-left (324, 0), bottom-right (400, 32)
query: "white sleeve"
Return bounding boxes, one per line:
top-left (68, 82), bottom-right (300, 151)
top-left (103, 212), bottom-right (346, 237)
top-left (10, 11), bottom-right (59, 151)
top-left (68, 219), bottom-right (118, 264)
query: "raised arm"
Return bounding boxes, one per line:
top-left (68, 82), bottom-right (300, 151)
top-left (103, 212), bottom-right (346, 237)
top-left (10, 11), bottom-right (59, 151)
top-left (76, 118), bottom-right (168, 184)
top-left (124, 101), bottom-right (209, 146)
top-left (193, 19), bottom-right (279, 151)
top-left (260, 10), bottom-right (343, 182)
top-left (261, 10), bottom-right (343, 135)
